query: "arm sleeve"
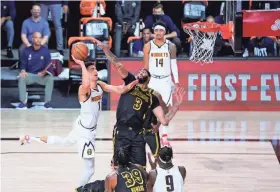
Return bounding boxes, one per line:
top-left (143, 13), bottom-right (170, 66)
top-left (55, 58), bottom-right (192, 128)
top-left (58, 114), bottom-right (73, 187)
top-left (21, 20), bottom-right (27, 35)
top-left (123, 72), bottom-right (136, 85)
top-left (151, 93), bottom-right (160, 110)
top-left (20, 49), bottom-right (27, 71)
top-left (9, 1), bottom-right (16, 20)
top-left (42, 20), bottom-right (50, 37)
top-left (165, 16), bottom-right (177, 33)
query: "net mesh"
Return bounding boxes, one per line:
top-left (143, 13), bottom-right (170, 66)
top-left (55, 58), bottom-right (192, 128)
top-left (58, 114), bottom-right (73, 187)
top-left (183, 22), bottom-right (220, 64)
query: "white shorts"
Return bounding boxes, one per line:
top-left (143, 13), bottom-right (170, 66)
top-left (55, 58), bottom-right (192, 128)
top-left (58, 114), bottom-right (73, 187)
top-left (67, 118), bottom-right (97, 159)
top-left (149, 75), bottom-right (174, 106)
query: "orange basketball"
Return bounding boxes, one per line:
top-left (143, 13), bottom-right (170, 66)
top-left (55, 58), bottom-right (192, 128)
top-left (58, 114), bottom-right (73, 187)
top-left (71, 42), bottom-right (88, 61)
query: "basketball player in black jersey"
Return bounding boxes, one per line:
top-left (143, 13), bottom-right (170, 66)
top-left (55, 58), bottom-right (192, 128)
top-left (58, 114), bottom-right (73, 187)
top-left (105, 147), bottom-right (148, 192)
top-left (96, 39), bottom-right (185, 168)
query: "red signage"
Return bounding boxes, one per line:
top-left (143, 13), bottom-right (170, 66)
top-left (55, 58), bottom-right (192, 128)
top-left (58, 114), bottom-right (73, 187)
top-left (109, 60), bottom-right (280, 111)
top-left (243, 10), bottom-right (280, 37)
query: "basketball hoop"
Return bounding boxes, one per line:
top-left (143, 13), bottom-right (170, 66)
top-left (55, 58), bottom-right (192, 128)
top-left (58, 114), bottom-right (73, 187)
top-left (183, 22), bottom-right (232, 64)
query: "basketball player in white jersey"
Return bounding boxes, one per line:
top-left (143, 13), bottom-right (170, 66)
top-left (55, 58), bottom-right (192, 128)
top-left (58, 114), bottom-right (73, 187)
top-left (142, 21), bottom-right (179, 156)
top-left (20, 56), bottom-right (138, 188)
top-left (147, 146), bottom-right (186, 192)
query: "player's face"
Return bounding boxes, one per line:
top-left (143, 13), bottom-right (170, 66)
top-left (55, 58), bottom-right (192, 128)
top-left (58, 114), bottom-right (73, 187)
top-left (87, 65), bottom-right (98, 81)
top-left (32, 32), bottom-right (42, 46)
top-left (154, 28), bottom-right (165, 40)
top-left (143, 29), bottom-right (152, 43)
top-left (31, 5), bottom-right (41, 18)
top-left (137, 69), bottom-right (149, 84)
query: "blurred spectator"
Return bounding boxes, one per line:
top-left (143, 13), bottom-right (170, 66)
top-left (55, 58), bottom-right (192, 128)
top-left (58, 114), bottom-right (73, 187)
top-left (17, 32), bottom-right (53, 109)
top-left (40, 1), bottom-right (69, 56)
top-left (182, 0), bottom-right (207, 23)
top-left (248, 37), bottom-right (274, 57)
top-left (250, 1), bottom-right (280, 10)
top-left (144, 3), bottom-right (181, 54)
top-left (114, 0), bottom-right (141, 57)
top-left (1, 1), bottom-right (16, 58)
top-left (206, 16), bottom-right (233, 56)
top-left (19, 4), bottom-right (50, 60)
top-left (132, 27), bottom-right (152, 57)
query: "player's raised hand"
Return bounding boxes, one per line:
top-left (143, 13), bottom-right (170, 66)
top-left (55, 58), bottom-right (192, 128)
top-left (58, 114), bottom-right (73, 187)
top-left (174, 87), bottom-right (185, 105)
top-left (72, 55), bottom-right (85, 66)
top-left (94, 39), bottom-right (109, 51)
top-left (147, 152), bottom-right (157, 170)
top-left (121, 79), bottom-right (138, 94)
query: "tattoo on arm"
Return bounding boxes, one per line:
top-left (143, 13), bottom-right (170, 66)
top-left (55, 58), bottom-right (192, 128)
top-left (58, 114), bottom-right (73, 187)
top-left (165, 103), bottom-right (180, 122)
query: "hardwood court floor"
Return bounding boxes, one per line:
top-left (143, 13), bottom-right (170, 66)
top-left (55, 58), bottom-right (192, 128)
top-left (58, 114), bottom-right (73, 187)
top-left (1, 110), bottom-right (280, 192)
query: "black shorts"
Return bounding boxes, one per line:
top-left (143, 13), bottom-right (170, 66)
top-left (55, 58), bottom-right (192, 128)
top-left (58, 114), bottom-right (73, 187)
top-left (113, 125), bottom-right (146, 168)
top-left (144, 128), bottom-right (161, 157)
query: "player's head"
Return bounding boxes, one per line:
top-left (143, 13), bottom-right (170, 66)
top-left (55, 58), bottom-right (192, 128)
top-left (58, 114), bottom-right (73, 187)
top-left (153, 3), bottom-right (164, 17)
top-left (153, 21), bottom-right (166, 40)
top-left (85, 60), bottom-right (98, 81)
top-left (31, 3), bottom-right (41, 19)
top-left (136, 68), bottom-right (151, 85)
top-left (32, 32), bottom-right (42, 47)
top-left (206, 16), bottom-right (215, 23)
top-left (143, 27), bottom-right (152, 43)
top-left (116, 147), bottom-right (130, 167)
top-left (158, 146), bottom-right (173, 166)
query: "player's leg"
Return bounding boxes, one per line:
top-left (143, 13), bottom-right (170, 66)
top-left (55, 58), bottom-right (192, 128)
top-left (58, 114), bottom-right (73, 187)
top-left (78, 158), bottom-right (95, 186)
top-left (112, 126), bottom-right (131, 168)
top-left (144, 129), bottom-right (161, 158)
top-left (130, 131), bottom-right (147, 168)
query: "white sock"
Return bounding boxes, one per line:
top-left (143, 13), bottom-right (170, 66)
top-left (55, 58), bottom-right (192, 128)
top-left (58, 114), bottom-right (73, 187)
top-left (46, 136), bottom-right (75, 147)
top-left (78, 158), bottom-right (95, 186)
top-left (30, 137), bottom-right (44, 143)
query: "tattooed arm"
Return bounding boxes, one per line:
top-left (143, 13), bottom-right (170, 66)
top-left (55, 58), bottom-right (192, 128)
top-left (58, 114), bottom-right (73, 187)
top-left (95, 40), bottom-right (128, 79)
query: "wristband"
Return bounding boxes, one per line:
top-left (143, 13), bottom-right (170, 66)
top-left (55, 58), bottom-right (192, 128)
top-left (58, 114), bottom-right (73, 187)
top-left (161, 125), bottom-right (168, 135)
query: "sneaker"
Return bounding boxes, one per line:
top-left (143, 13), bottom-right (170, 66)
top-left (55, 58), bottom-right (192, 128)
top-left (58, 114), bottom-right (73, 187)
top-left (7, 48), bottom-right (14, 58)
top-left (20, 135), bottom-right (31, 145)
top-left (16, 102), bottom-right (27, 109)
top-left (44, 103), bottom-right (52, 109)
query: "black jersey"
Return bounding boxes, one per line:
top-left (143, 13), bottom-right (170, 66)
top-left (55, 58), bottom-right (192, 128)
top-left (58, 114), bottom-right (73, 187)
top-left (115, 163), bottom-right (147, 192)
top-left (116, 72), bottom-right (160, 130)
top-left (76, 180), bottom-right (105, 192)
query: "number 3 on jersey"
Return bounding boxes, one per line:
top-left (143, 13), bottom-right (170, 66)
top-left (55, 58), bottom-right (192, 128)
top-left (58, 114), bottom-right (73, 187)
top-left (156, 58), bottom-right (163, 67)
top-left (133, 97), bottom-right (142, 111)
top-left (165, 175), bottom-right (174, 191)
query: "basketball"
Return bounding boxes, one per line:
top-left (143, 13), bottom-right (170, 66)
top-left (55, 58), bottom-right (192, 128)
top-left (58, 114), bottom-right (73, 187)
top-left (71, 42), bottom-right (88, 61)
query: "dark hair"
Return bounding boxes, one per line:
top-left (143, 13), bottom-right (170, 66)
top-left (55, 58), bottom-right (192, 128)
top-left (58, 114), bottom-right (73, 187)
top-left (153, 3), bottom-right (163, 9)
top-left (143, 27), bottom-right (152, 32)
top-left (32, 3), bottom-right (41, 9)
top-left (142, 68), bottom-right (151, 77)
top-left (153, 20), bottom-right (166, 31)
top-left (116, 147), bottom-right (130, 166)
top-left (159, 146), bottom-right (173, 163)
top-left (84, 60), bottom-right (96, 69)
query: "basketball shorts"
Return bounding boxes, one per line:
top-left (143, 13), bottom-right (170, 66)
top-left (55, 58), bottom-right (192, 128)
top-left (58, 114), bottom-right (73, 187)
top-left (68, 118), bottom-right (97, 159)
top-left (112, 125), bottom-right (146, 168)
top-left (148, 75), bottom-right (174, 106)
top-left (144, 128), bottom-right (161, 157)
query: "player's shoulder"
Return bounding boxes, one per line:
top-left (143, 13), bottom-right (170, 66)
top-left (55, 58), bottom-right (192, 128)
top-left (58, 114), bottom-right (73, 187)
top-left (144, 41), bottom-right (152, 50)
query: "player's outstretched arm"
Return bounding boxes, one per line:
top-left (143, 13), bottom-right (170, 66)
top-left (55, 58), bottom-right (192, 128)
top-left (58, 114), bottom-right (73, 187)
top-left (143, 42), bottom-right (151, 70)
top-left (72, 56), bottom-right (91, 102)
top-left (104, 173), bottom-right (117, 192)
top-left (95, 39), bottom-right (128, 79)
top-left (147, 170), bottom-right (157, 192)
top-left (97, 79), bottom-right (138, 94)
top-left (169, 42), bottom-right (179, 89)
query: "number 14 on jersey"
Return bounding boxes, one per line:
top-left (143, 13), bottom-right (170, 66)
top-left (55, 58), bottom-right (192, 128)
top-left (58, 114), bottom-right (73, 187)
top-left (156, 58), bottom-right (164, 67)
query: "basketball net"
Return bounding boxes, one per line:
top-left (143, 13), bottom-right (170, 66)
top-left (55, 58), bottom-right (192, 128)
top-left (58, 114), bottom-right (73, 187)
top-left (183, 22), bottom-right (220, 64)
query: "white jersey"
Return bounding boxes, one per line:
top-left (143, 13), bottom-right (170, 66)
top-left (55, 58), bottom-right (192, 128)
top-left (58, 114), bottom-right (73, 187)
top-left (79, 84), bottom-right (103, 128)
top-left (149, 39), bottom-right (171, 77)
top-left (153, 166), bottom-right (184, 192)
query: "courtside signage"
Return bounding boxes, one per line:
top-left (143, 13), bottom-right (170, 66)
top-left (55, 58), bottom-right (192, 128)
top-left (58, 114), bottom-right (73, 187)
top-left (109, 60), bottom-right (280, 111)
